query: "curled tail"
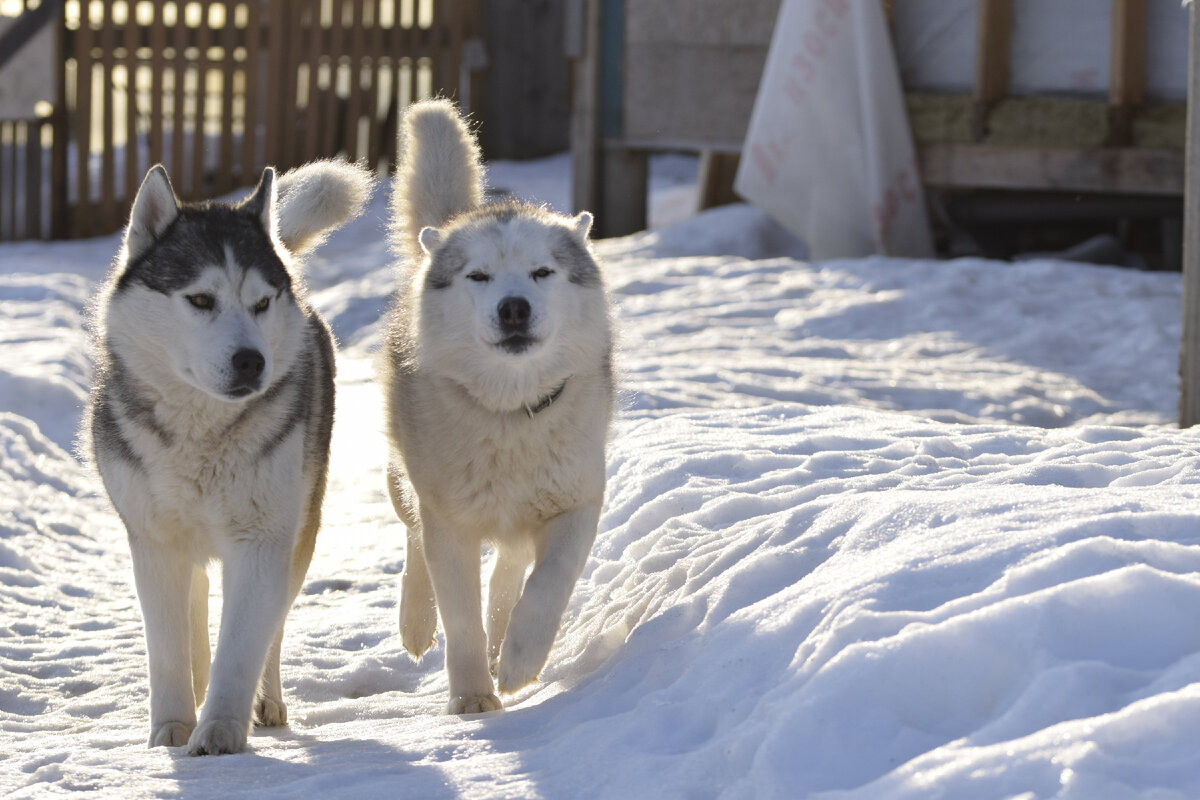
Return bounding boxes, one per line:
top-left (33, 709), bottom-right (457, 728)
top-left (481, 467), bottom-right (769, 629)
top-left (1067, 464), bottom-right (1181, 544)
top-left (275, 159), bottom-right (375, 256)
top-left (389, 99), bottom-right (484, 265)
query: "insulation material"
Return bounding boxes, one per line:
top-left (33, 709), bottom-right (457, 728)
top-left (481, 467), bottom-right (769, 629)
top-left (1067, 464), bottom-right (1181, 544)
top-left (890, 0), bottom-right (1189, 100)
top-left (735, 0), bottom-right (934, 260)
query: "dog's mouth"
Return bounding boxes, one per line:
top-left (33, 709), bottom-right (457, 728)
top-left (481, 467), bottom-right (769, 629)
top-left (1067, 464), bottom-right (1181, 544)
top-left (225, 386), bottom-right (256, 399)
top-left (496, 334), bottom-right (537, 354)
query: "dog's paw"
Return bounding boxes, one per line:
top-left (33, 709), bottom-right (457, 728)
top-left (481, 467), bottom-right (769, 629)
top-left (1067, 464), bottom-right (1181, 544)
top-left (187, 717), bottom-right (249, 756)
top-left (496, 620), bottom-right (554, 694)
top-left (400, 605), bottom-right (437, 659)
top-left (446, 693), bottom-right (502, 715)
top-left (149, 721), bottom-right (193, 748)
top-left (254, 696), bottom-right (288, 727)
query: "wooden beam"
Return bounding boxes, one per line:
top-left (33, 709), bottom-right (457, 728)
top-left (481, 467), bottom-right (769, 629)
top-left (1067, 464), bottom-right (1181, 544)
top-left (697, 151), bottom-right (741, 210)
top-left (1108, 0), bottom-right (1148, 146)
top-left (1180, 0), bottom-right (1200, 427)
top-left (918, 142), bottom-right (1184, 196)
top-left (972, 0), bottom-right (1012, 140)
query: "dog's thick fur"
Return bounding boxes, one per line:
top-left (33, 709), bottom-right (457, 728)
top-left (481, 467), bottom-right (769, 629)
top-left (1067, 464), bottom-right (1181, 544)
top-left (87, 160), bottom-right (372, 754)
top-left (383, 100), bottom-right (613, 713)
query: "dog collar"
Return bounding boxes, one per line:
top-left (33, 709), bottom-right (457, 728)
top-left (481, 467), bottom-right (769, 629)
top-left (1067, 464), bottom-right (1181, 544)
top-left (525, 380), bottom-right (567, 418)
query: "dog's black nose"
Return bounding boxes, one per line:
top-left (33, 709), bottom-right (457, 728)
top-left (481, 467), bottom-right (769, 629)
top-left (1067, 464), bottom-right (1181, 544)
top-left (231, 348), bottom-right (265, 381)
top-left (498, 296), bottom-right (531, 330)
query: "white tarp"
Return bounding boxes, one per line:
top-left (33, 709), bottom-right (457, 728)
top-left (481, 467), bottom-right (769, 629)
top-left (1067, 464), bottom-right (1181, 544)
top-left (735, 0), bottom-right (934, 260)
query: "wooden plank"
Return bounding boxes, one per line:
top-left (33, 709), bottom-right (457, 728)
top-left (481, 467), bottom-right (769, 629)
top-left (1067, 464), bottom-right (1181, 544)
top-left (74, 4), bottom-right (94, 236)
top-left (241, 0), bottom-right (261, 181)
top-left (263, 0), bottom-right (285, 166)
top-left (972, 0), bottom-right (1012, 140)
top-left (919, 142), bottom-right (1184, 196)
top-left (25, 119), bottom-right (43, 239)
top-left (99, 2), bottom-right (116, 233)
top-left (325, 1), bottom-right (347, 156)
top-left (440, 0), bottom-right (464, 100)
top-left (303, 0), bottom-right (324, 164)
top-left (343, 0), bottom-right (366, 161)
top-left (1108, 0), bottom-right (1147, 146)
top-left (170, 8), bottom-right (187, 185)
top-left (1180, 0), bottom-right (1200, 427)
top-left (364, 0), bottom-right (384, 170)
top-left (50, 4), bottom-right (69, 239)
top-left (4, 121), bottom-right (14, 238)
top-left (124, 1), bottom-right (140, 202)
top-left (149, 1), bottom-right (166, 168)
top-left (191, 8), bottom-right (212, 197)
top-left (218, 4), bottom-right (237, 194)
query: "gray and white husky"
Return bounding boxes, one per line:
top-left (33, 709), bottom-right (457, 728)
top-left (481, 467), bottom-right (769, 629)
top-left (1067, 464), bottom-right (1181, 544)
top-left (382, 99), bottom-right (614, 713)
top-left (86, 160), bottom-right (372, 754)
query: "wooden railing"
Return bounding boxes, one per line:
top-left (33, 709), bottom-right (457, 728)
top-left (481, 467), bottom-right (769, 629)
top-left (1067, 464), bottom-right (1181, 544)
top-left (0, 0), bottom-right (471, 241)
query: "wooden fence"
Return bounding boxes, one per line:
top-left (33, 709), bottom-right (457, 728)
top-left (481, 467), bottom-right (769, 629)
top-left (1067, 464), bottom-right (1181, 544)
top-left (0, 0), bottom-right (472, 241)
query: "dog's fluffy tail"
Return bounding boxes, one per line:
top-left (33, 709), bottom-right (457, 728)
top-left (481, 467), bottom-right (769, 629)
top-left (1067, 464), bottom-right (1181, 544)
top-left (390, 98), bottom-right (484, 265)
top-left (275, 159), bottom-right (375, 256)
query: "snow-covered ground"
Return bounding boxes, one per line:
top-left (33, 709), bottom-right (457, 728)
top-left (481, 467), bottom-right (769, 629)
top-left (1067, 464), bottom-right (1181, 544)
top-left (4, 153), bottom-right (1200, 798)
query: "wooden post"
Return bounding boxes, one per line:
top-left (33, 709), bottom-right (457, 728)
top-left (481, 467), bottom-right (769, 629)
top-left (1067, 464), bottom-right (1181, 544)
top-left (697, 151), bottom-right (741, 210)
top-left (972, 0), bottom-right (1011, 141)
top-left (1180, 0), bottom-right (1200, 427)
top-left (569, 0), bottom-right (602, 217)
top-left (1108, 0), bottom-right (1147, 146)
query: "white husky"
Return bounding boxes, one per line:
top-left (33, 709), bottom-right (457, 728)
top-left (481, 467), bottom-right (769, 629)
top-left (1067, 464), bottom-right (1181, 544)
top-left (382, 100), bottom-right (614, 713)
top-left (87, 160), bottom-right (373, 754)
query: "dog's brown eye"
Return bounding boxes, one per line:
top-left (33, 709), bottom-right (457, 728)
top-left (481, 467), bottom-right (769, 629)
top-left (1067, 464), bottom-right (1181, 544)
top-left (187, 294), bottom-right (214, 310)
top-left (466, 271), bottom-right (491, 283)
top-left (253, 297), bottom-right (270, 313)
top-left (531, 267), bottom-right (555, 280)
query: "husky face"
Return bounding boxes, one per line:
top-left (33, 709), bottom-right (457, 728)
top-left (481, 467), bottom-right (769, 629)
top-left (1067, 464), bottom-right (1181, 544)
top-left (415, 204), bottom-right (605, 411)
top-left (159, 262), bottom-right (293, 399)
top-left (106, 166), bottom-right (305, 403)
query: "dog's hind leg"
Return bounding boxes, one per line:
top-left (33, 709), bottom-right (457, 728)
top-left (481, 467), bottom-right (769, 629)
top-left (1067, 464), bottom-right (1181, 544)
top-left (422, 512), bottom-right (500, 714)
top-left (391, 464), bottom-right (438, 658)
top-left (486, 541), bottom-right (533, 675)
top-left (188, 539), bottom-right (292, 755)
top-left (497, 503), bottom-right (601, 694)
top-left (255, 511), bottom-right (319, 728)
top-left (255, 635), bottom-right (287, 727)
top-left (130, 538), bottom-right (199, 747)
top-left (189, 564), bottom-right (210, 707)
top-left (400, 523), bottom-right (438, 658)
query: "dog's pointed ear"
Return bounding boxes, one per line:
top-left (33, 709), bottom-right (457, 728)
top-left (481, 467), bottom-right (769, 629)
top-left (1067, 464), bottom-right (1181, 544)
top-left (572, 211), bottom-right (593, 241)
top-left (244, 167), bottom-right (278, 237)
top-left (124, 165), bottom-right (179, 262)
top-left (418, 226), bottom-right (443, 254)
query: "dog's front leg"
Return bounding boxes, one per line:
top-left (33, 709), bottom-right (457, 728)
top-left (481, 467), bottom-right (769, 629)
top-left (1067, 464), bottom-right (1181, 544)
top-left (421, 511), bottom-right (500, 714)
top-left (130, 537), bottom-right (199, 747)
top-left (188, 538), bottom-right (291, 755)
top-left (497, 503), bottom-right (601, 694)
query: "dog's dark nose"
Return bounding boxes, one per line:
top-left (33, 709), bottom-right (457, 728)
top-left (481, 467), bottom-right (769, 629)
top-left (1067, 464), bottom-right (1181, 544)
top-left (231, 348), bottom-right (265, 382)
top-left (498, 296), bottom-right (531, 330)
